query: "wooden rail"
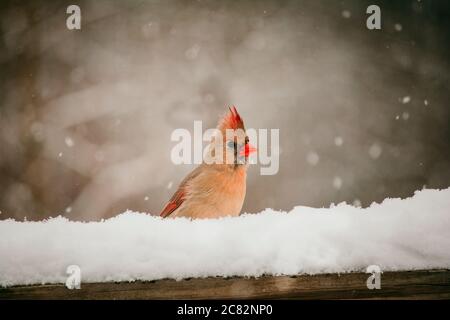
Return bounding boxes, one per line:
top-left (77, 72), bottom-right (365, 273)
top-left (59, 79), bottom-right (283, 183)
top-left (1, 269), bottom-right (449, 299)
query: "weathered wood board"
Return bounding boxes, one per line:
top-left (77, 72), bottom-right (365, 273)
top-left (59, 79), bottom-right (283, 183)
top-left (1, 269), bottom-right (449, 300)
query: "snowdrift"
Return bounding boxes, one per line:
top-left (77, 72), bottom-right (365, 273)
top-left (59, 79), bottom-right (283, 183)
top-left (1, 188), bottom-right (450, 287)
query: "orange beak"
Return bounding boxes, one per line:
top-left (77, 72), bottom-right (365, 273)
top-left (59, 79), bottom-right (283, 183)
top-left (239, 144), bottom-right (257, 157)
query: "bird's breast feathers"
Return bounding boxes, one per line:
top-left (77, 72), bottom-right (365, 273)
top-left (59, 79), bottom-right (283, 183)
top-left (169, 166), bottom-right (247, 219)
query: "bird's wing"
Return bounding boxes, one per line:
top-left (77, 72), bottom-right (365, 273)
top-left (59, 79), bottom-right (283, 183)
top-left (159, 166), bottom-right (203, 218)
top-left (159, 188), bottom-right (185, 218)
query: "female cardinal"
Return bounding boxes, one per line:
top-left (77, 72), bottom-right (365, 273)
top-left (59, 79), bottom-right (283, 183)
top-left (160, 106), bottom-right (257, 219)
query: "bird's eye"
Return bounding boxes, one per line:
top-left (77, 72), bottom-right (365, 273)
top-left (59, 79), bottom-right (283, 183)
top-left (226, 141), bottom-right (235, 149)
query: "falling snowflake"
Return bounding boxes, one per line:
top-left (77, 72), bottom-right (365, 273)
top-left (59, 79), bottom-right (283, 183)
top-left (341, 10), bottom-right (351, 18)
top-left (334, 136), bottom-right (344, 147)
top-left (167, 181), bottom-right (173, 189)
top-left (401, 96), bottom-right (411, 104)
top-left (402, 112), bottom-right (410, 120)
top-left (369, 144), bottom-right (382, 159)
top-left (306, 152), bottom-right (320, 166)
top-left (65, 137), bottom-right (74, 147)
top-left (333, 176), bottom-right (343, 190)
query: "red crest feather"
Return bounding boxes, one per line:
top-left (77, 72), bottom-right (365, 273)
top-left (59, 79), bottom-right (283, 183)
top-left (219, 105), bottom-right (245, 130)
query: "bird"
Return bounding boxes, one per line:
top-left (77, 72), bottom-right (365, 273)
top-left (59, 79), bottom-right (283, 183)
top-left (160, 106), bottom-right (257, 219)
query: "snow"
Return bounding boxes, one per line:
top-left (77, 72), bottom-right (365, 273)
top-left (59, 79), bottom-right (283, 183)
top-left (394, 23), bottom-right (403, 32)
top-left (341, 10), bottom-right (351, 19)
top-left (402, 96), bottom-right (411, 104)
top-left (352, 199), bottom-right (362, 207)
top-left (0, 188), bottom-right (449, 287)
top-left (332, 176), bottom-right (343, 190)
top-left (368, 143), bottom-right (382, 159)
top-left (64, 137), bottom-right (74, 147)
top-left (334, 136), bottom-right (344, 147)
top-left (306, 151), bottom-right (320, 166)
top-left (402, 112), bottom-right (410, 120)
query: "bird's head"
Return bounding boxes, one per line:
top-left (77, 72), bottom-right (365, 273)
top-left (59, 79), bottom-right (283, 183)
top-left (207, 106), bottom-right (257, 168)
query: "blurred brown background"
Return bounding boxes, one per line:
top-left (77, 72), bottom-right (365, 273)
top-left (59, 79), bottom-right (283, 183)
top-left (0, 0), bottom-right (449, 221)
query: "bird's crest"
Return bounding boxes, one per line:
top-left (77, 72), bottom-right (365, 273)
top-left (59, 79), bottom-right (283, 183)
top-left (218, 105), bottom-right (245, 132)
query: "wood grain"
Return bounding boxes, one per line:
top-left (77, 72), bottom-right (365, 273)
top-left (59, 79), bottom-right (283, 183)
top-left (1, 269), bottom-right (449, 300)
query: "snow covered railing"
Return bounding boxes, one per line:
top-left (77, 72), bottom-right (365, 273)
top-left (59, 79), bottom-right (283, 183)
top-left (0, 188), bottom-right (450, 288)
